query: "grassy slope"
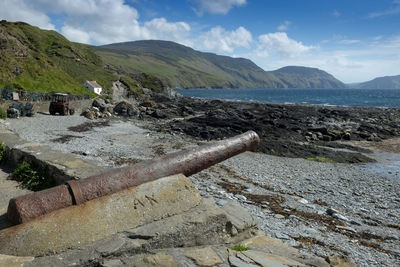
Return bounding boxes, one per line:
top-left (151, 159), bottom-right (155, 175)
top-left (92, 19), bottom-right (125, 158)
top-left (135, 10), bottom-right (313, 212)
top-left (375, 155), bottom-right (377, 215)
top-left (0, 21), bottom-right (116, 94)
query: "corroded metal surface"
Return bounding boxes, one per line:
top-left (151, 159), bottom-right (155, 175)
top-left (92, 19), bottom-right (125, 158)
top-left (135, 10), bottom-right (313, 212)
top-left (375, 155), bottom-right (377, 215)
top-left (7, 131), bottom-right (260, 225)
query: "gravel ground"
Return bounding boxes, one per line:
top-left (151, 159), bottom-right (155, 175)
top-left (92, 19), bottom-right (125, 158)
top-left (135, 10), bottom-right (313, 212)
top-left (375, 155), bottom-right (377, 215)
top-left (2, 114), bottom-right (193, 167)
top-left (2, 113), bottom-right (400, 266)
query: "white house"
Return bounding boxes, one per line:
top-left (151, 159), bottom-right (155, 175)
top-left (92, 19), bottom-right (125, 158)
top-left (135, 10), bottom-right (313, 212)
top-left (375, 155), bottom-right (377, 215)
top-left (84, 80), bottom-right (102, 95)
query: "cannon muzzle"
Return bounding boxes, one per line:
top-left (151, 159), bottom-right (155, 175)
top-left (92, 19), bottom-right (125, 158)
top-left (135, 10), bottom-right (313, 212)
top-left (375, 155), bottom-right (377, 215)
top-left (7, 131), bottom-right (260, 225)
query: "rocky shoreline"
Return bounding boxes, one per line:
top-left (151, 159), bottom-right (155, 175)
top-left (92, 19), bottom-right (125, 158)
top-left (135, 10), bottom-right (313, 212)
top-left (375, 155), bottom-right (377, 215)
top-left (2, 94), bottom-right (400, 266)
top-left (126, 94), bottom-right (400, 163)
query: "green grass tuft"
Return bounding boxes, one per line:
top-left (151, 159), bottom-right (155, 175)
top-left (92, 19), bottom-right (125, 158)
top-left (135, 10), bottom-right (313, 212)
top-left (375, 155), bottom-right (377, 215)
top-left (230, 244), bottom-right (249, 251)
top-left (0, 142), bottom-right (6, 163)
top-left (11, 162), bottom-right (56, 191)
top-left (0, 106), bottom-right (7, 119)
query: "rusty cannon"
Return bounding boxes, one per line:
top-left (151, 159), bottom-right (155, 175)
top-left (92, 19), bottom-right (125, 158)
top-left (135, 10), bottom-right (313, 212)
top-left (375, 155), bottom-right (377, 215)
top-left (7, 131), bottom-right (260, 225)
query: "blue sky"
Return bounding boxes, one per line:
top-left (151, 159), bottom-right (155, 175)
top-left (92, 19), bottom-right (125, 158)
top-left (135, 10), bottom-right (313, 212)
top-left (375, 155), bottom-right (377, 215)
top-left (1, 0), bottom-right (399, 83)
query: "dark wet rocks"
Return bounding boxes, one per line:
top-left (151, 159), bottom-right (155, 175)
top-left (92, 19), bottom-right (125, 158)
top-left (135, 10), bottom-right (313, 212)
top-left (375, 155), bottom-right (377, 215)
top-left (131, 95), bottom-right (400, 163)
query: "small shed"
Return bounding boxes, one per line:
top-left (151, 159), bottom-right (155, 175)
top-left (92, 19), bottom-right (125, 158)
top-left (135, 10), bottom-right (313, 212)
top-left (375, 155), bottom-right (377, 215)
top-left (12, 92), bottom-right (20, 101)
top-left (84, 80), bottom-right (102, 95)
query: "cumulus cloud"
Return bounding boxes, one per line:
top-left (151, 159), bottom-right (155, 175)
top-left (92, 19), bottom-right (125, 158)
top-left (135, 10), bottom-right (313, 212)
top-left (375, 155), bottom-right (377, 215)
top-left (257, 32), bottom-right (316, 58)
top-left (61, 25), bottom-right (91, 44)
top-left (192, 0), bottom-right (246, 15)
top-left (198, 26), bottom-right (252, 53)
top-left (277, 21), bottom-right (291, 31)
top-left (0, 0), bottom-right (192, 45)
top-left (144, 18), bottom-right (192, 46)
top-left (0, 0), bottom-right (55, 30)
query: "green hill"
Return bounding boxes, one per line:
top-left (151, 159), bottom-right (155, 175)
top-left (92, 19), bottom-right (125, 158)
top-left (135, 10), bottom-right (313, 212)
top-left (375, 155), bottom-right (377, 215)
top-left (351, 75), bottom-right (400, 89)
top-left (271, 66), bottom-right (346, 88)
top-left (97, 40), bottom-right (286, 89)
top-left (0, 20), bottom-right (115, 94)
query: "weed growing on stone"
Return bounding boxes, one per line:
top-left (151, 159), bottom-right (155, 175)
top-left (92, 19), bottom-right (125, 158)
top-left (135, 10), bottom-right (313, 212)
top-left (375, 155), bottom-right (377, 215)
top-left (11, 162), bottom-right (56, 191)
top-left (230, 244), bottom-right (249, 251)
top-left (306, 156), bottom-right (334, 163)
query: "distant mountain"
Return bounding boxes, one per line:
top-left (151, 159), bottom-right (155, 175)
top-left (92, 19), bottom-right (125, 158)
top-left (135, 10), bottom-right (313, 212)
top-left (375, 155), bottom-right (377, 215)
top-left (272, 66), bottom-right (346, 89)
top-left (98, 41), bottom-right (345, 89)
top-left (351, 75), bottom-right (400, 89)
top-left (98, 40), bottom-right (285, 89)
top-left (0, 20), bottom-right (115, 94)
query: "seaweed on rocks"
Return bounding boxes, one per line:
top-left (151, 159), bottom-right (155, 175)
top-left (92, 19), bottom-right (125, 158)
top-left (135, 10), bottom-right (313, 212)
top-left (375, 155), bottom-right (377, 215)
top-left (138, 95), bottom-right (400, 163)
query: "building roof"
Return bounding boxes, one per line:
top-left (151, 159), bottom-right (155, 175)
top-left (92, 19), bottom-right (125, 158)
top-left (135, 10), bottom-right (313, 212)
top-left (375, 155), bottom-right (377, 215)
top-left (86, 80), bottom-right (102, 88)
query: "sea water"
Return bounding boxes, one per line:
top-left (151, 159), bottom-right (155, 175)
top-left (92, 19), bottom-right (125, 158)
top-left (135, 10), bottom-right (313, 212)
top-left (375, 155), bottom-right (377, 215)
top-left (177, 88), bottom-right (400, 108)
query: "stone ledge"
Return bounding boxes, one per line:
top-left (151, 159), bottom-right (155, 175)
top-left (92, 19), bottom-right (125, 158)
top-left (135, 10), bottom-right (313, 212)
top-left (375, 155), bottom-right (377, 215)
top-left (0, 174), bottom-right (202, 256)
top-left (0, 128), bottom-right (106, 184)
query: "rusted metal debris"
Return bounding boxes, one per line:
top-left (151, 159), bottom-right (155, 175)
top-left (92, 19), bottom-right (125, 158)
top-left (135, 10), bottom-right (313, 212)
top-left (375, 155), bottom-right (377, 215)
top-left (7, 131), bottom-right (260, 225)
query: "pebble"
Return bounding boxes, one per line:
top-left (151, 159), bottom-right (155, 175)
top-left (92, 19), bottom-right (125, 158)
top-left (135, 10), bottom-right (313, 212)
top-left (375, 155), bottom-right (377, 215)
top-left (296, 197), bottom-right (309, 204)
top-left (336, 225), bottom-right (357, 233)
top-left (326, 208), bottom-right (339, 216)
top-left (274, 214), bottom-right (285, 219)
top-left (274, 233), bottom-right (291, 240)
top-left (333, 213), bottom-right (350, 222)
top-left (216, 199), bottom-right (227, 207)
top-left (350, 220), bottom-right (362, 226)
top-left (236, 194), bottom-right (247, 201)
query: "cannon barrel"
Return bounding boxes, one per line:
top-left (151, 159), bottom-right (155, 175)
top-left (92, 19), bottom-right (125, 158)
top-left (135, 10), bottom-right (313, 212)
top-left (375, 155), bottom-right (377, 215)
top-left (7, 131), bottom-right (260, 225)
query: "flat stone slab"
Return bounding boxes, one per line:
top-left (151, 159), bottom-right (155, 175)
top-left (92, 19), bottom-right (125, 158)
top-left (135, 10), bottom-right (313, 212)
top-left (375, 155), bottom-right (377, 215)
top-left (0, 128), bottom-right (106, 183)
top-left (0, 174), bottom-right (202, 256)
top-left (0, 254), bottom-right (34, 267)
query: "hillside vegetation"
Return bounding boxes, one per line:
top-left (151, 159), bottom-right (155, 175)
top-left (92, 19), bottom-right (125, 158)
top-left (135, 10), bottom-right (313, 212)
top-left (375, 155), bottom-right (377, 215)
top-left (0, 20), bottom-right (116, 94)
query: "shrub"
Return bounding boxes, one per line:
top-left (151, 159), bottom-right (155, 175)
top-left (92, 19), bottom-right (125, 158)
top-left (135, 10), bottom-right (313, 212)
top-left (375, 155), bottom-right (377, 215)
top-left (11, 162), bottom-right (56, 191)
top-left (0, 142), bottom-right (6, 163)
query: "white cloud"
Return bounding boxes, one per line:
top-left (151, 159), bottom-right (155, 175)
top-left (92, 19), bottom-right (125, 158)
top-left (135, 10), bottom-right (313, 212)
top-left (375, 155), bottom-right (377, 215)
top-left (338, 39), bottom-right (360, 45)
top-left (0, 0), bottom-right (193, 46)
top-left (368, 2), bottom-right (400, 18)
top-left (0, 0), bottom-right (55, 30)
top-left (192, 0), bottom-right (246, 15)
top-left (277, 21), bottom-right (291, 31)
top-left (257, 32), bottom-right (316, 58)
top-left (198, 26), bottom-right (252, 53)
top-left (144, 18), bottom-right (192, 46)
top-left (249, 35), bottom-right (400, 83)
top-left (61, 25), bottom-right (91, 44)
